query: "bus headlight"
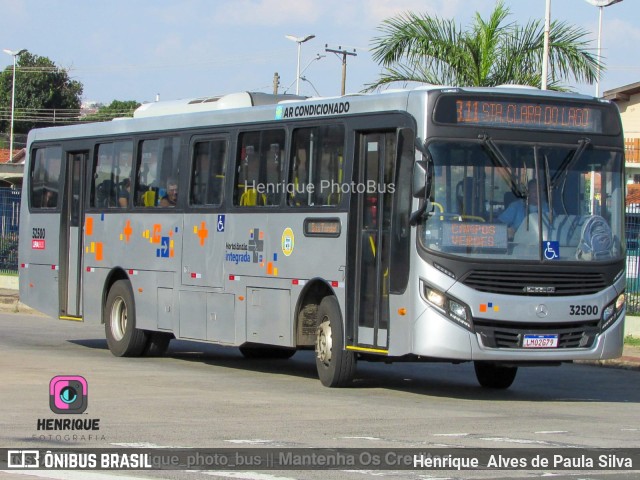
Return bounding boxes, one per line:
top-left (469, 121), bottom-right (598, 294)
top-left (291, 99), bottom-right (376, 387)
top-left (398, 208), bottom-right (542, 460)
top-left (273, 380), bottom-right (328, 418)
top-left (421, 281), bottom-right (473, 332)
top-left (601, 293), bottom-right (625, 332)
top-left (449, 300), bottom-right (468, 323)
top-left (425, 287), bottom-right (446, 311)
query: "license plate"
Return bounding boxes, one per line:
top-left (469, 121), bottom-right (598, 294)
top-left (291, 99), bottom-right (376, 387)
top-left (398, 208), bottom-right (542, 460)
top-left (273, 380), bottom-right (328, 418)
top-left (523, 334), bottom-right (559, 348)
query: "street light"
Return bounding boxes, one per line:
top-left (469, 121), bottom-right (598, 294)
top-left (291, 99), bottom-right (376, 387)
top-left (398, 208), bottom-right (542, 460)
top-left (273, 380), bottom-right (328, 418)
top-left (584, 0), bottom-right (623, 97)
top-left (541, 0), bottom-right (551, 90)
top-left (283, 54), bottom-right (325, 94)
top-left (3, 48), bottom-right (26, 161)
top-left (285, 34), bottom-right (315, 95)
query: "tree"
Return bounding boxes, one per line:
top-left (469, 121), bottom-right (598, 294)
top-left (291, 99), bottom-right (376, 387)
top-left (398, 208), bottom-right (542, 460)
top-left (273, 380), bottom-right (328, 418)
top-left (0, 51), bottom-right (83, 134)
top-left (82, 100), bottom-right (141, 122)
top-left (367, 1), bottom-right (601, 92)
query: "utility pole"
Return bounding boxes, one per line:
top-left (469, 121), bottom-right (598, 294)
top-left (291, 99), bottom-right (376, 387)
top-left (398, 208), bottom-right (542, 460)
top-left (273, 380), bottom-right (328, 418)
top-left (272, 72), bottom-right (280, 94)
top-left (325, 44), bottom-right (357, 95)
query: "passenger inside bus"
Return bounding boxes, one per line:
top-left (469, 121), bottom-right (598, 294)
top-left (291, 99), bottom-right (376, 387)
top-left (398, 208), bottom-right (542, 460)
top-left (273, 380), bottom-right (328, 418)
top-left (42, 188), bottom-right (57, 208)
top-left (118, 178), bottom-right (131, 208)
top-left (499, 180), bottom-right (548, 240)
top-left (96, 180), bottom-right (117, 208)
top-left (160, 178), bottom-right (178, 207)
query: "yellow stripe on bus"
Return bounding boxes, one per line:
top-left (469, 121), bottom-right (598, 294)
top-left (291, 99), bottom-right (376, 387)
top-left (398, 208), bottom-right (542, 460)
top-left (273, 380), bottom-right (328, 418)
top-left (346, 345), bottom-right (388, 354)
top-left (59, 315), bottom-right (83, 322)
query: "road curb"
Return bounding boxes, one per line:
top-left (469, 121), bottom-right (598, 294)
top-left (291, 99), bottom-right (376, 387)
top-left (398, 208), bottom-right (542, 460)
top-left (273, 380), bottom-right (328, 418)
top-left (575, 359), bottom-right (640, 371)
top-left (0, 295), bottom-right (40, 315)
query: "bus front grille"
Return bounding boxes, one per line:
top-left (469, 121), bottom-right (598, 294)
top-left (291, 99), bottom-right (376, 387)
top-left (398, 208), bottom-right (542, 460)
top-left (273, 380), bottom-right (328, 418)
top-left (462, 270), bottom-right (607, 296)
top-left (475, 319), bottom-right (600, 349)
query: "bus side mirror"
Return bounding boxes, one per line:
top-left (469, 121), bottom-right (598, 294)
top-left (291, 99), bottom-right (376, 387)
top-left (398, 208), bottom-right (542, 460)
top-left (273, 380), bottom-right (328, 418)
top-left (412, 160), bottom-right (428, 198)
top-left (409, 160), bottom-right (433, 226)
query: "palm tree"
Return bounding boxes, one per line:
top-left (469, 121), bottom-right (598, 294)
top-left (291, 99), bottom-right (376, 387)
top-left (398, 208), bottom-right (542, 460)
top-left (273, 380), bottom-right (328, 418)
top-left (367, 1), bottom-right (601, 92)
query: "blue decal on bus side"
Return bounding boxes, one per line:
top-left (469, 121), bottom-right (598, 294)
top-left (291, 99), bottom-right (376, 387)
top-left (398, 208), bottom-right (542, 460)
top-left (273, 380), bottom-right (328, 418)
top-left (157, 236), bottom-right (171, 258)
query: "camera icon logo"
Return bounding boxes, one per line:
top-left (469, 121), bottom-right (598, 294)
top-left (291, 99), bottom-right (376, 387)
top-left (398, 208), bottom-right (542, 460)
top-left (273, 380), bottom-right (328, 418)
top-left (49, 375), bottom-right (88, 414)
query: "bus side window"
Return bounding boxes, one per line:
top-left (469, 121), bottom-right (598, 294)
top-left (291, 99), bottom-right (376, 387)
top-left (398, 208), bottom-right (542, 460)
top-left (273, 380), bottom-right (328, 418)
top-left (91, 141), bottom-right (133, 209)
top-left (190, 139), bottom-right (226, 206)
top-left (31, 146), bottom-right (62, 210)
top-left (288, 124), bottom-right (345, 207)
top-left (234, 130), bottom-right (285, 207)
top-left (134, 137), bottom-right (179, 207)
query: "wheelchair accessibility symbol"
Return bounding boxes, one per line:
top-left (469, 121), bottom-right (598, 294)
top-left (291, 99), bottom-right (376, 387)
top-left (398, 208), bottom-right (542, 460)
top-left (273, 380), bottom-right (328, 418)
top-left (543, 241), bottom-right (560, 260)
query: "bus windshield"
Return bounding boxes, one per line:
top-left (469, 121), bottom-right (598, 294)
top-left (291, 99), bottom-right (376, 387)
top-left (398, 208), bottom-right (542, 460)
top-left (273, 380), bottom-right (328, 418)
top-left (419, 138), bottom-right (624, 262)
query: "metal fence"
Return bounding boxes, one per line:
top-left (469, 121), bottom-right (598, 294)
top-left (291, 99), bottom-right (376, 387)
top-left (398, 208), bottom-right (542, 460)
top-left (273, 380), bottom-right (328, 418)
top-left (0, 187), bottom-right (21, 274)
top-left (626, 204), bottom-right (640, 314)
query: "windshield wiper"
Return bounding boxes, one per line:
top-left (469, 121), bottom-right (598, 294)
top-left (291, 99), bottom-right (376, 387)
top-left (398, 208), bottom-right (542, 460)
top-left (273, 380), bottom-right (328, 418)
top-left (479, 134), bottom-right (525, 198)
top-left (549, 138), bottom-right (591, 189)
top-left (543, 151), bottom-right (554, 222)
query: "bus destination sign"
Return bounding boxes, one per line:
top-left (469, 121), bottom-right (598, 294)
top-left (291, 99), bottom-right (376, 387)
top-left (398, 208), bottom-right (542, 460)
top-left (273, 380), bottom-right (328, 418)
top-left (456, 99), bottom-right (598, 132)
top-left (442, 222), bottom-right (508, 250)
top-left (434, 95), bottom-right (606, 133)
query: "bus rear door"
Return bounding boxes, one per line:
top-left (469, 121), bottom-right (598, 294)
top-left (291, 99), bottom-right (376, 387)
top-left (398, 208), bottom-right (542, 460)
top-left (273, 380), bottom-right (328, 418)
top-left (59, 151), bottom-right (87, 319)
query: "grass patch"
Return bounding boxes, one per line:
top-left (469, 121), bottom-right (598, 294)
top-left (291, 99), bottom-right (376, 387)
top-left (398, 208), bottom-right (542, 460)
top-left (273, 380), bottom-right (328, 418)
top-left (624, 335), bottom-right (640, 347)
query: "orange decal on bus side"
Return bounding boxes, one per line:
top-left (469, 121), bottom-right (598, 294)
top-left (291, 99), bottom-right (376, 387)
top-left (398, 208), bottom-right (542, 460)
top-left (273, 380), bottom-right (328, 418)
top-left (194, 221), bottom-right (209, 246)
top-left (120, 219), bottom-right (132, 242)
top-left (151, 224), bottom-right (162, 243)
top-left (85, 217), bottom-right (93, 236)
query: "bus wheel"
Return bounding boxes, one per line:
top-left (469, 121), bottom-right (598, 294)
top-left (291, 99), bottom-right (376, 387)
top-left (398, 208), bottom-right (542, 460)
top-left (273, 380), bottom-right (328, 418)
top-left (474, 362), bottom-right (517, 389)
top-left (104, 280), bottom-right (148, 357)
top-left (315, 296), bottom-right (356, 387)
top-left (143, 332), bottom-right (173, 357)
top-left (239, 345), bottom-right (296, 359)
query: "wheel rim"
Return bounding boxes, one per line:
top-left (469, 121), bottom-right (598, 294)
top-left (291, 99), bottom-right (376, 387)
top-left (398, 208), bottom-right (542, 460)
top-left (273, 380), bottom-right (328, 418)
top-left (315, 319), bottom-right (332, 365)
top-left (110, 296), bottom-right (127, 341)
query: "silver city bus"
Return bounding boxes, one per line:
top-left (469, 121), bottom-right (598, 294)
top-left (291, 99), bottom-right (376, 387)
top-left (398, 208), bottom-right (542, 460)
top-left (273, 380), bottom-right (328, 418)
top-left (18, 87), bottom-right (626, 389)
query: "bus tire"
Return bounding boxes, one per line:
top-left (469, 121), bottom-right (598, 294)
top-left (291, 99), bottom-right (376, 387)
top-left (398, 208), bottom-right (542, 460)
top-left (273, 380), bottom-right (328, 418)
top-left (315, 295), bottom-right (356, 387)
top-left (143, 332), bottom-right (173, 357)
top-left (474, 362), bottom-right (518, 389)
top-left (104, 280), bottom-right (147, 357)
top-left (239, 345), bottom-right (296, 359)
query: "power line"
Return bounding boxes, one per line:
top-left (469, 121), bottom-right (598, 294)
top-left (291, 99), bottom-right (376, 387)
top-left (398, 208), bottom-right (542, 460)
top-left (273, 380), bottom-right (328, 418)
top-left (324, 44), bottom-right (357, 95)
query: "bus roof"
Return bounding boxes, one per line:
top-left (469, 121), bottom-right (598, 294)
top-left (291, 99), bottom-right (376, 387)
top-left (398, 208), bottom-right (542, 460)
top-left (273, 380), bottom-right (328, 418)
top-left (26, 86), bottom-right (609, 145)
top-left (133, 92), bottom-right (307, 118)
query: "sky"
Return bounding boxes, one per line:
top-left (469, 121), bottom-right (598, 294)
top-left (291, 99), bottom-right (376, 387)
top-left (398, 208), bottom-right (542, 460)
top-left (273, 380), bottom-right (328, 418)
top-left (1, 0), bottom-right (639, 106)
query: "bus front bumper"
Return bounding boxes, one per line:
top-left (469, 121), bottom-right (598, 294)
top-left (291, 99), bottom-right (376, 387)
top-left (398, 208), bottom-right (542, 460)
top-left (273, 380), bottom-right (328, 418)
top-left (411, 306), bottom-right (625, 362)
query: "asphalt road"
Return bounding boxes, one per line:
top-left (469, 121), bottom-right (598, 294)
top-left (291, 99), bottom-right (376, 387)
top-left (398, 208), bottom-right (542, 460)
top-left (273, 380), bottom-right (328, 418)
top-left (1, 311), bottom-right (639, 480)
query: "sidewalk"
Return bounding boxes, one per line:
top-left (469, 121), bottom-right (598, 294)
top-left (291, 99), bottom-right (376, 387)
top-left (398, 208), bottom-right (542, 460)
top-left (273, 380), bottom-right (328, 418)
top-left (1, 288), bottom-right (639, 369)
top-left (0, 287), bottom-right (34, 314)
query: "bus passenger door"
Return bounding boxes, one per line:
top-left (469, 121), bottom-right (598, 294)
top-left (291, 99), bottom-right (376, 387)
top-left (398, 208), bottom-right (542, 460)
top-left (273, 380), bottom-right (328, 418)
top-left (59, 151), bottom-right (86, 319)
top-left (349, 132), bottom-right (395, 350)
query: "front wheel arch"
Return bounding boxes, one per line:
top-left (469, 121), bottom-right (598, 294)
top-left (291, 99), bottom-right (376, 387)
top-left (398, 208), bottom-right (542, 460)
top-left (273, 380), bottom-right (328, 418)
top-left (315, 295), bottom-right (356, 387)
top-left (104, 279), bottom-right (147, 357)
top-left (101, 268), bottom-right (130, 325)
